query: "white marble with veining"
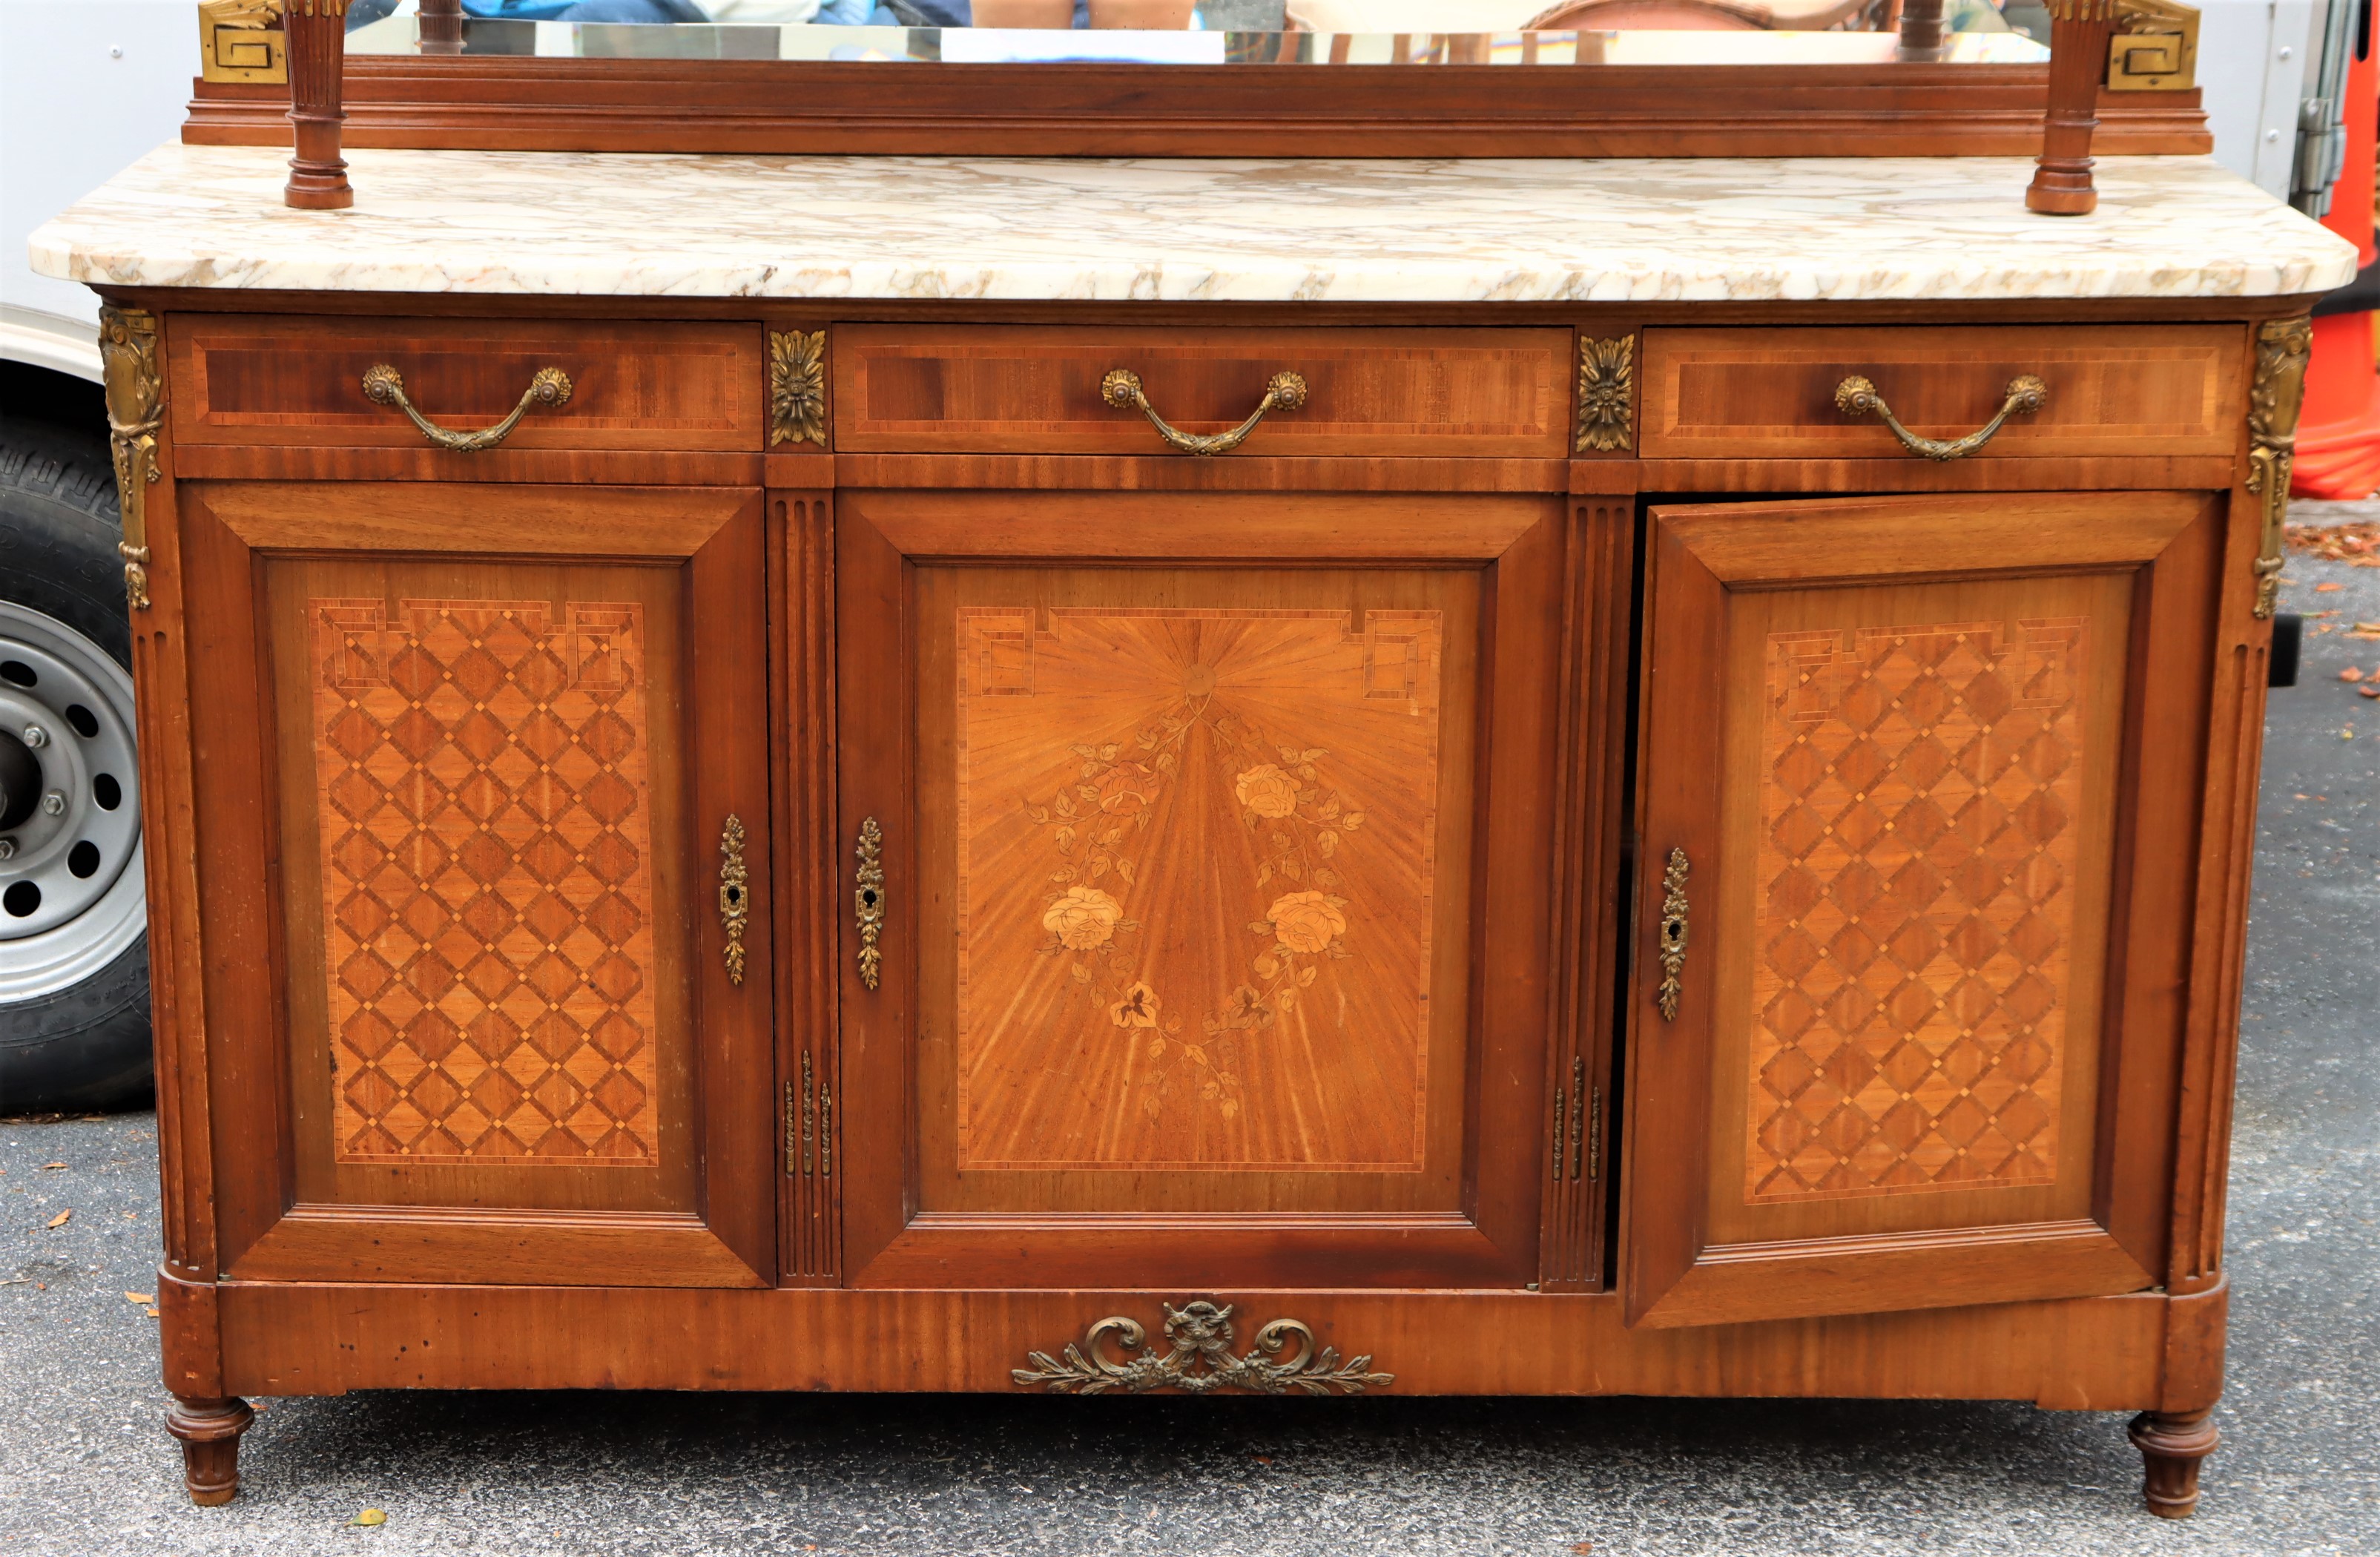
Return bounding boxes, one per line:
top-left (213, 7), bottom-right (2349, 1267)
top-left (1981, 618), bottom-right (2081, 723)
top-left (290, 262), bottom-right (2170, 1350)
top-left (28, 142), bottom-right (2360, 303)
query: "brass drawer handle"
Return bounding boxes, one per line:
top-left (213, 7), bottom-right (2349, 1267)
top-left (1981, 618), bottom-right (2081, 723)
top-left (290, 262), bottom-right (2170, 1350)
top-left (360, 363), bottom-right (573, 452)
top-left (854, 816), bottom-right (884, 991)
top-left (1655, 847), bottom-right (1690, 1021)
top-left (719, 814), bottom-right (748, 987)
top-left (1101, 368), bottom-right (1307, 456)
top-left (1834, 372), bottom-right (2046, 461)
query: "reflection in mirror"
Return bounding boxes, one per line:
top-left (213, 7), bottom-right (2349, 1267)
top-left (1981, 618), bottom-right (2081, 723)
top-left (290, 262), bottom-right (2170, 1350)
top-left (344, 0), bottom-right (2049, 60)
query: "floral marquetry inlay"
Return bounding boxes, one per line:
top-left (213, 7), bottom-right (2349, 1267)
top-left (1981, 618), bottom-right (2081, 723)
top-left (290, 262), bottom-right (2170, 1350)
top-left (1745, 617), bottom-right (2086, 1202)
top-left (310, 598), bottom-right (659, 1162)
top-left (955, 605), bottom-right (1443, 1173)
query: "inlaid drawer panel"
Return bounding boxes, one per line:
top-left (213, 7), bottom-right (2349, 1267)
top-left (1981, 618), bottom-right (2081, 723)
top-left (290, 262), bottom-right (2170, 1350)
top-left (1640, 326), bottom-right (2243, 459)
top-left (832, 325), bottom-right (1572, 456)
top-left (167, 315), bottom-right (765, 451)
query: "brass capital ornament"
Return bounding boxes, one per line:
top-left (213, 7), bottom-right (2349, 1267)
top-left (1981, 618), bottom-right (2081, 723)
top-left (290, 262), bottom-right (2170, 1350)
top-left (1014, 1301), bottom-right (1392, 1395)
top-left (99, 306), bottom-right (164, 611)
top-left (769, 329), bottom-right (827, 447)
top-left (2245, 316), bottom-right (2313, 620)
top-left (1576, 335), bottom-right (1635, 452)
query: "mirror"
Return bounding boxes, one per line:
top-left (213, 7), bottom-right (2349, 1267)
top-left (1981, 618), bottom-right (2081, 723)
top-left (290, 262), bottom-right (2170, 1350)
top-left (341, 0), bottom-right (2051, 62)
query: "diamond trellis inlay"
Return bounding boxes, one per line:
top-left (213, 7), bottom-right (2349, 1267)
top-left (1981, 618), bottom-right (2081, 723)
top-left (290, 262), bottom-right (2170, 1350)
top-left (311, 597), bottom-right (659, 1163)
top-left (1744, 616), bottom-right (2086, 1202)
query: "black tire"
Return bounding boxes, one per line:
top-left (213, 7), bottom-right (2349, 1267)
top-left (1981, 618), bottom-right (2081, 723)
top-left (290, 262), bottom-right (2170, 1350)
top-left (0, 413), bottom-right (153, 1115)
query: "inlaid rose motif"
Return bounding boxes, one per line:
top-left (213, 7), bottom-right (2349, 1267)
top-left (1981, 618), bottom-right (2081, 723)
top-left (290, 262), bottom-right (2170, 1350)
top-left (1044, 885), bottom-right (1124, 950)
top-left (1095, 762), bottom-right (1161, 816)
top-left (1234, 764), bottom-right (1300, 819)
top-left (1267, 890), bottom-right (1346, 955)
top-left (1108, 981), bottom-right (1161, 1028)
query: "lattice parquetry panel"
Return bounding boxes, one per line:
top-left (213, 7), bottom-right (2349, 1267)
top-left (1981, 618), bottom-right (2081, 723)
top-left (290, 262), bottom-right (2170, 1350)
top-left (310, 597), bottom-right (659, 1162)
top-left (1745, 617), bottom-right (2086, 1202)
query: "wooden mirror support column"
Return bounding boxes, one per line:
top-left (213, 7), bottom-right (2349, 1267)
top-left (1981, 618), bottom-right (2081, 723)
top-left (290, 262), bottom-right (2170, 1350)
top-left (283, 0), bottom-right (353, 209)
top-left (418, 0), bottom-right (465, 56)
top-left (1896, 0), bottom-right (1951, 60)
top-left (2028, 0), bottom-right (2123, 214)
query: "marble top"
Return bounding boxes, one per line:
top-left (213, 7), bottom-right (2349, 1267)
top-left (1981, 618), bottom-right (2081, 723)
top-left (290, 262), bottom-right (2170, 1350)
top-left (29, 142), bottom-right (2358, 303)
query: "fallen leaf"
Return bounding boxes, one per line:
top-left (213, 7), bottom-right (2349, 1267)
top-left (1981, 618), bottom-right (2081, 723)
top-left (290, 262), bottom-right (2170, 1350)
top-left (124, 1291), bottom-right (154, 1305)
top-left (39, 1162), bottom-right (65, 1171)
top-left (45, 1209), bottom-right (70, 1229)
top-left (351, 1508), bottom-right (387, 1527)
top-left (2361, 686), bottom-right (2380, 700)
top-left (2342, 668), bottom-right (2366, 682)
top-left (2315, 582), bottom-right (2345, 593)
top-left (1572, 1544), bottom-right (1597, 1554)
top-left (143, 1306), bottom-right (159, 1317)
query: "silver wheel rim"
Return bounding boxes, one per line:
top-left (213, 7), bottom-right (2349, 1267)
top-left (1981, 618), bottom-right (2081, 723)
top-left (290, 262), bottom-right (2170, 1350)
top-left (0, 601), bottom-right (144, 1001)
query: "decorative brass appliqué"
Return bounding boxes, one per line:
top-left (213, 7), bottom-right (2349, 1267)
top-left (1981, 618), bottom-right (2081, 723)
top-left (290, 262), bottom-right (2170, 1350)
top-left (1575, 335), bottom-right (1634, 452)
top-left (1567, 1054), bottom-right (1588, 1180)
top-left (2105, 0), bottom-right (2198, 90)
top-left (99, 306), bottom-right (164, 612)
top-left (854, 816), bottom-right (885, 990)
top-left (197, 0), bottom-right (287, 84)
top-left (1013, 1301), bottom-right (1393, 1395)
top-left (1586, 1082), bottom-right (1601, 1181)
top-left (718, 814), bottom-right (748, 985)
top-left (769, 330), bottom-right (828, 447)
top-left (1656, 846), bottom-right (1690, 1021)
top-left (2246, 316), bottom-right (2313, 621)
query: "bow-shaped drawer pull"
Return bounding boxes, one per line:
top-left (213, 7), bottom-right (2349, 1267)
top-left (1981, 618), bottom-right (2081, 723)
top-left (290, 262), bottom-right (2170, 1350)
top-left (1834, 373), bottom-right (2046, 461)
top-left (1101, 368), bottom-right (1308, 456)
top-left (360, 363), bottom-right (573, 452)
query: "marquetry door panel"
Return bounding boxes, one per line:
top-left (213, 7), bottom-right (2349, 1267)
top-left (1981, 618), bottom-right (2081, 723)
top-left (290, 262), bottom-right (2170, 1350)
top-left (177, 483), bottom-right (774, 1287)
top-left (1623, 490), bottom-right (2224, 1328)
top-left (836, 490), bottom-right (1572, 1289)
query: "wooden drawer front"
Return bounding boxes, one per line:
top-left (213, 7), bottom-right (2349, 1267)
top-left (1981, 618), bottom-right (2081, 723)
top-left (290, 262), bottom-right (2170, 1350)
top-left (834, 326), bottom-right (1571, 456)
top-left (1640, 326), bottom-right (2242, 460)
top-left (168, 316), bottom-right (764, 451)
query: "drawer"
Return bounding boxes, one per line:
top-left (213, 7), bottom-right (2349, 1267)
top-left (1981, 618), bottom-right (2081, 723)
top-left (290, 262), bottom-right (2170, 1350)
top-left (832, 325), bottom-right (1571, 456)
top-left (167, 316), bottom-right (765, 451)
top-left (1640, 326), bottom-right (2244, 460)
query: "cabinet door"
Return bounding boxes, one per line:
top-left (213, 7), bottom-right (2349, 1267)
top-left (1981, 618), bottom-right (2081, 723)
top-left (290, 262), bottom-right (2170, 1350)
top-left (182, 482), bottom-right (774, 1287)
top-left (836, 490), bottom-right (1571, 1289)
top-left (1624, 491), bottom-right (2222, 1327)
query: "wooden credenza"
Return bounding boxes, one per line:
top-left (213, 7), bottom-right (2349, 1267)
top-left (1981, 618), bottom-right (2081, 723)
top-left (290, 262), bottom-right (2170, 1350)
top-left (110, 299), bottom-right (2307, 1518)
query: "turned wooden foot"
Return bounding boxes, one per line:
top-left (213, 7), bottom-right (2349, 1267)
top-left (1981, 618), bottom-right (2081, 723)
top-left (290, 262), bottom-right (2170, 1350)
top-left (2129, 1408), bottom-right (2219, 1518)
top-left (165, 1396), bottom-right (254, 1506)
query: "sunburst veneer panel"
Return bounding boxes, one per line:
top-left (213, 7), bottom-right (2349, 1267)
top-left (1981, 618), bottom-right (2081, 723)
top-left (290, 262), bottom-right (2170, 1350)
top-left (955, 605), bottom-right (1443, 1172)
top-left (1745, 616), bottom-right (2087, 1203)
top-left (311, 597), bottom-right (660, 1163)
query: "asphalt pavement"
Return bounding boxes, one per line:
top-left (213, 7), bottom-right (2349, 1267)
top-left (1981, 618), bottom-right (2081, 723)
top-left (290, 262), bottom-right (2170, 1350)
top-left (2, 507), bottom-right (2374, 1557)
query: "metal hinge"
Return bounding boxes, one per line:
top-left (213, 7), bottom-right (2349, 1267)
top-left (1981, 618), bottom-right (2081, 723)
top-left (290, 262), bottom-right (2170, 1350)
top-left (2292, 0), bottom-right (2359, 217)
